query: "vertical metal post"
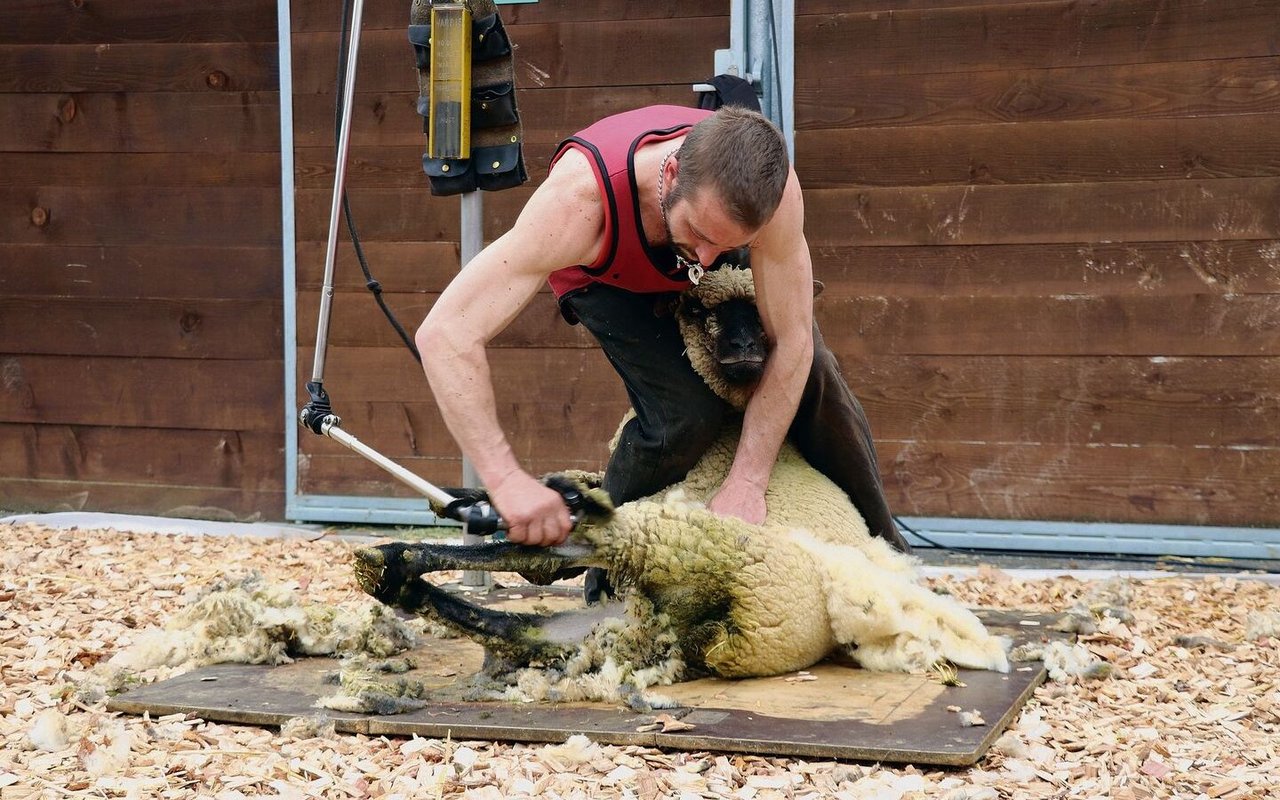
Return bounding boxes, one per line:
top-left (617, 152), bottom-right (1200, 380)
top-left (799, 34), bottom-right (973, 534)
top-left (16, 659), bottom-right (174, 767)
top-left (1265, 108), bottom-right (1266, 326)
top-left (311, 0), bottom-right (366, 384)
top-left (459, 190), bottom-right (492, 589)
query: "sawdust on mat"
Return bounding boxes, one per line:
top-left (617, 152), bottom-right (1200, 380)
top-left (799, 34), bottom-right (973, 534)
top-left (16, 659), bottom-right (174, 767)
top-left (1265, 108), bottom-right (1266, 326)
top-left (2, 522), bottom-right (1278, 799)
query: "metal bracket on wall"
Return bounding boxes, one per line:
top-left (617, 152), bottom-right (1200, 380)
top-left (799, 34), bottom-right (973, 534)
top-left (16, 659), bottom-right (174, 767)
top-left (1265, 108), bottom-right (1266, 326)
top-left (704, 0), bottom-right (794, 158)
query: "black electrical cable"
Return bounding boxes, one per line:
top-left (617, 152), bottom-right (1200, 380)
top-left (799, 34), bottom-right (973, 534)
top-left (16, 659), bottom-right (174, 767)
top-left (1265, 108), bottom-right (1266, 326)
top-left (336, 0), bottom-right (423, 365)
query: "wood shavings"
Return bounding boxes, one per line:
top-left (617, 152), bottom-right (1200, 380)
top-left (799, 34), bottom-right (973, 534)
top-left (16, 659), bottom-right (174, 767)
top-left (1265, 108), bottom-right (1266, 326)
top-left (4, 521), bottom-right (1280, 798)
top-left (635, 713), bottom-right (696, 733)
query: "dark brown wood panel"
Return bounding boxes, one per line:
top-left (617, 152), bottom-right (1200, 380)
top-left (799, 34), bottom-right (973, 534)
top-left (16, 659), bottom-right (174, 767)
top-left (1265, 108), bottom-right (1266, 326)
top-left (0, 297), bottom-right (282, 359)
top-left (1, 245), bottom-right (283, 300)
top-left (295, 290), bottom-right (590, 349)
top-left (799, 0), bottom-right (1111, 12)
top-left (815, 295), bottom-right (1280, 357)
top-left (804, 178), bottom-right (1280, 246)
top-left (293, 186), bottom-right (529, 242)
top-left (293, 397), bottom-right (631, 462)
top-left (0, 478), bottom-right (283, 521)
top-left (292, 87), bottom-right (695, 151)
top-left (0, 356), bottom-right (281, 432)
top-left (299, 454), bottom-right (609, 499)
top-left (295, 144), bottom-right (569, 190)
top-left (296, 355), bottom-right (1280, 455)
top-left (851, 355), bottom-right (1280, 449)
top-left (879, 440), bottom-right (1280, 527)
top-left (799, 0), bottom-right (1280, 78)
top-left (0, 187), bottom-right (282, 247)
top-left (811, 241), bottom-right (1280, 298)
top-left (0, 42), bottom-right (279, 93)
top-left (293, 0), bottom-right (726, 31)
top-left (289, 19), bottom-right (726, 94)
top-left (294, 241), bottom-right (459, 291)
top-left (0, 423), bottom-right (283, 490)
top-left (0, 152), bottom-right (281, 188)
top-left (796, 57), bottom-right (1280, 129)
top-left (0, 92), bottom-right (280, 153)
top-left (0, 0), bottom-right (279, 45)
top-left (797, 114), bottom-right (1280, 188)
top-left (297, 347), bottom-right (624, 404)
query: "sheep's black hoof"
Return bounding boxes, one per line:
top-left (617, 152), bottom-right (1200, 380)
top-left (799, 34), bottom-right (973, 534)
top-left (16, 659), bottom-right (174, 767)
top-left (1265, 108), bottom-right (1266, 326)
top-left (584, 567), bottom-right (614, 605)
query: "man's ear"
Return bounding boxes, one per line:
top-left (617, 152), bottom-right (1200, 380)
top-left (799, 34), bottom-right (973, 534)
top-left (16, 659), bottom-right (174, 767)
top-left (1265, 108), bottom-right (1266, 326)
top-left (812, 279), bottom-right (825, 298)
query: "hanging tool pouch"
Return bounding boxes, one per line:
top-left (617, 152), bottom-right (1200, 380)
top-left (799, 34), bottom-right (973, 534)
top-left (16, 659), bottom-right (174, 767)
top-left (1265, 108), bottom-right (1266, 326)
top-left (409, 0), bottom-right (529, 196)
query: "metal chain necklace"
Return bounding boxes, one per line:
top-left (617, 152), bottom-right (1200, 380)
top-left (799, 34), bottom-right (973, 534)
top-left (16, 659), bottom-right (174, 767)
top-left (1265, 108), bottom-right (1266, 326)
top-left (657, 148), bottom-right (704, 285)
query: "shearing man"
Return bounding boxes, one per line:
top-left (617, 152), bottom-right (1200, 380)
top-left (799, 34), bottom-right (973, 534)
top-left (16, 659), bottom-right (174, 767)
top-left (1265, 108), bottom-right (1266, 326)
top-left (417, 105), bottom-right (908, 600)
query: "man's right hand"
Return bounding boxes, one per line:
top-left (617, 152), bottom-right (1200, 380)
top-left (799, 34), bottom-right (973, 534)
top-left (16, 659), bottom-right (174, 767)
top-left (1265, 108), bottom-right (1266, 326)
top-left (490, 470), bottom-right (573, 546)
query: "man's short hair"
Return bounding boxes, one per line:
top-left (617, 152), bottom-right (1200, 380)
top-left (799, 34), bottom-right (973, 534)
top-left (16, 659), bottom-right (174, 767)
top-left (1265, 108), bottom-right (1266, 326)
top-left (671, 106), bottom-right (789, 230)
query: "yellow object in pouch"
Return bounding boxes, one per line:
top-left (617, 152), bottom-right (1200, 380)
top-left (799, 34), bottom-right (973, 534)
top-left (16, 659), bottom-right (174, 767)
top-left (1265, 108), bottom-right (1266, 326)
top-left (428, 3), bottom-right (472, 159)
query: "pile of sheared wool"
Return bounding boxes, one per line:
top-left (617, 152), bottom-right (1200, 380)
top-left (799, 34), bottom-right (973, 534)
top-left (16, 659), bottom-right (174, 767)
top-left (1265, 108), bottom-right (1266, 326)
top-left (79, 572), bottom-right (423, 706)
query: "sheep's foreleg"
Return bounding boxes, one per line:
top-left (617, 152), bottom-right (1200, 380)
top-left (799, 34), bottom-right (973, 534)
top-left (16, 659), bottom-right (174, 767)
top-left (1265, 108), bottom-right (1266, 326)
top-left (352, 541), bottom-right (607, 669)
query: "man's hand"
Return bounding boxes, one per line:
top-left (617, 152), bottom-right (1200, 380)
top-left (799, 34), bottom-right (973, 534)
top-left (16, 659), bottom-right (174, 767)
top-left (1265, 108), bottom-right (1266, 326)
top-left (490, 471), bottom-right (573, 546)
top-left (708, 476), bottom-right (768, 525)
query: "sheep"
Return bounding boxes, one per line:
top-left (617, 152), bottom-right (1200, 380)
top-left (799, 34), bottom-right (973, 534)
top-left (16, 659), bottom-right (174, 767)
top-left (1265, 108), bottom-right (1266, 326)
top-left (354, 267), bottom-right (1009, 704)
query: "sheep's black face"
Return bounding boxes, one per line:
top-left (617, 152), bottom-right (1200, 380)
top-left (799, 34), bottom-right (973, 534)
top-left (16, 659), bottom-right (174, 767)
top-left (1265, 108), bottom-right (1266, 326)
top-left (684, 296), bottom-right (769, 387)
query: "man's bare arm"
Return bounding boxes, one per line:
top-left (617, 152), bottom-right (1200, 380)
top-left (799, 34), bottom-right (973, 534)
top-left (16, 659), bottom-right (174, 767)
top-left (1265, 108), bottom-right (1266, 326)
top-left (708, 170), bottom-right (815, 523)
top-left (416, 151), bottom-right (602, 545)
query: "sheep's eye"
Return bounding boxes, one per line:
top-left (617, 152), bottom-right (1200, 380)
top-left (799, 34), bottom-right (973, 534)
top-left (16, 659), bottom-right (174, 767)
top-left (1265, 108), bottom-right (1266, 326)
top-left (684, 299), bottom-right (708, 318)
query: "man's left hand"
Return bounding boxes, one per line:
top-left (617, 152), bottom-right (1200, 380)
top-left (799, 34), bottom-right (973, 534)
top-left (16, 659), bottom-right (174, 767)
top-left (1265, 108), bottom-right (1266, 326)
top-left (708, 478), bottom-right (767, 525)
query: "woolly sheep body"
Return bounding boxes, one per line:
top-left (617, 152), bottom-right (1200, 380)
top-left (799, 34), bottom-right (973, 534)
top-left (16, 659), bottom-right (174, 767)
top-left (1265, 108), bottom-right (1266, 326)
top-left (577, 422), bottom-right (1008, 677)
top-left (570, 267), bottom-right (1009, 677)
top-left (357, 266), bottom-right (1009, 703)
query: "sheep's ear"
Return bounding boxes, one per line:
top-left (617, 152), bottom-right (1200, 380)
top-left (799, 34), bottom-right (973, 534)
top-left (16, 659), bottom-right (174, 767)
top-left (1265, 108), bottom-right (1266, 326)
top-left (679, 295), bottom-right (709, 319)
top-left (812, 280), bottom-right (825, 299)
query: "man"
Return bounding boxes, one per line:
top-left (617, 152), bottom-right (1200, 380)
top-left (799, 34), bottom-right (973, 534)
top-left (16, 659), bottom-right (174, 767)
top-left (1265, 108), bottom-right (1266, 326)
top-left (417, 105), bottom-right (908, 588)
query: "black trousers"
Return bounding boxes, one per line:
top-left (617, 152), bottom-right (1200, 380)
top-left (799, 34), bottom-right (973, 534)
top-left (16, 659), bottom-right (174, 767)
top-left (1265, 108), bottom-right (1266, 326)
top-left (563, 283), bottom-right (908, 552)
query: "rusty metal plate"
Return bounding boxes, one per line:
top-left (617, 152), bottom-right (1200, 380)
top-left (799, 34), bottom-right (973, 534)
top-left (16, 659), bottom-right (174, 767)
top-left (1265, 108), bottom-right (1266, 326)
top-left (108, 601), bottom-right (1063, 765)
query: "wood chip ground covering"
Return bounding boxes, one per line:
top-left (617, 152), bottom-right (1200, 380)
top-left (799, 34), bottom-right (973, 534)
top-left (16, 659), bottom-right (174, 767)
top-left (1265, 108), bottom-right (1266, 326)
top-left (2, 522), bottom-right (1278, 799)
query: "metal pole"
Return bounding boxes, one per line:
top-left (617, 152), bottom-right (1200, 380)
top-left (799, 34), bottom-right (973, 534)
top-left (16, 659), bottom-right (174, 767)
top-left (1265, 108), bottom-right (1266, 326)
top-left (459, 189), bottom-right (492, 589)
top-left (322, 422), bottom-right (458, 508)
top-left (310, 0), bottom-right (366, 384)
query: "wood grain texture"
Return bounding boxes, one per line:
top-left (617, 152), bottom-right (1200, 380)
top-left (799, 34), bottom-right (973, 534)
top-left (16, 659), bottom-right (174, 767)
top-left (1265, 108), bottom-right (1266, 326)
top-left (815, 294), bottom-right (1280, 357)
top-left (0, 152), bottom-right (281, 188)
top-left (796, 57), bottom-right (1280, 129)
top-left (879, 440), bottom-right (1279, 527)
top-left (0, 0), bottom-right (279, 45)
top-left (851, 355), bottom-right (1280, 449)
top-left (294, 290), bottom-right (589, 349)
top-left (798, 0), bottom-right (1280, 78)
top-left (294, 347), bottom-right (625, 408)
top-left (0, 297), bottom-right (282, 359)
top-left (0, 186), bottom-right (282, 247)
top-left (289, 19), bottom-right (727, 94)
top-left (0, 92), bottom-right (280, 153)
top-left (0, 423), bottom-right (283, 490)
top-left (797, 114), bottom-right (1280, 188)
top-left (291, 87), bottom-right (693, 150)
top-left (809, 241), bottom-right (1280, 297)
top-left (0, 478), bottom-right (283, 521)
top-left (803, 178), bottom-right (1280, 246)
top-left (1, 245), bottom-right (283, 299)
top-left (0, 356), bottom-right (282, 432)
top-left (292, 0), bottom-right (726, 31)
top-left (0, 42), bottom-right (279, 93)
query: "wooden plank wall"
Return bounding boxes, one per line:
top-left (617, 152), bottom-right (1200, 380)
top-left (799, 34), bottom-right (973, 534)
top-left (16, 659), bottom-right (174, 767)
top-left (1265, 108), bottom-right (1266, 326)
top-left (4, 0), bottom-right (1275, 530)
top-left (795, 0), bottom-right (1280, 526)
top-left (0, 1), bottom-right (285, 519)
top-left (291, 1), bottom-right (729, 499)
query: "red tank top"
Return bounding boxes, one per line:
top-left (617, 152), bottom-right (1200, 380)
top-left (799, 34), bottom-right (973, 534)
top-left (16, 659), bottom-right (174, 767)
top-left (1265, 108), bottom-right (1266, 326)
top-left (546, 105), bottom-right (713, 298)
